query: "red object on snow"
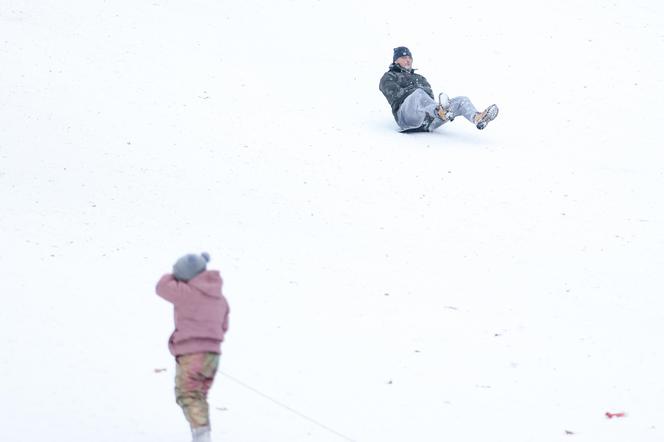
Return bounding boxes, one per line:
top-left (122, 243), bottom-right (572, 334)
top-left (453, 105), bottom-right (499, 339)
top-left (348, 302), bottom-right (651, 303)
top-left (605, 412), bottom-right (626, 419)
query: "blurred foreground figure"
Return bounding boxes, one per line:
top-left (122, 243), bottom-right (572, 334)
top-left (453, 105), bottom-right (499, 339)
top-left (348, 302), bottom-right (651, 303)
top-left (156, 252), bottom-right (230, 442)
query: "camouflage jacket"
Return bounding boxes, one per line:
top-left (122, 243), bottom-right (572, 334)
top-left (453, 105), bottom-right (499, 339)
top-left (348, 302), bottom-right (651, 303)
top-left (379, 63), bottom-right (434, 118)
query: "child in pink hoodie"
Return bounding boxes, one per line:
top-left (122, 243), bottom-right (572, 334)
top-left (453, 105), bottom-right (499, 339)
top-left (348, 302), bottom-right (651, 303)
top-left (156, 252), bottom-right (230, 442)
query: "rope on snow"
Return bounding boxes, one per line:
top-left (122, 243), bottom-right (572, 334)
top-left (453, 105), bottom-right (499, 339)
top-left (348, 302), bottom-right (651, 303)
top-left (219, 370), bottom-right (357, 442)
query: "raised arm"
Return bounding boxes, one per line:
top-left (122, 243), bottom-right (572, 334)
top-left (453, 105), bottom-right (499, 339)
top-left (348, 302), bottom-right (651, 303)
top-left (155, 273), bottom-right (187, 303)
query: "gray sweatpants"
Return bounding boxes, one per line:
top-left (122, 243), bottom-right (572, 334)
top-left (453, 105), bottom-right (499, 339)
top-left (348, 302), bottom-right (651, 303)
top-left (396, 88), bottom-right (478, 131)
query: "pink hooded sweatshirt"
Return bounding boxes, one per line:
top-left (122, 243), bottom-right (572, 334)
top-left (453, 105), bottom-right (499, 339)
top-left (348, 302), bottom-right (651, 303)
top-left (156, 270), bottom-right (230, 356)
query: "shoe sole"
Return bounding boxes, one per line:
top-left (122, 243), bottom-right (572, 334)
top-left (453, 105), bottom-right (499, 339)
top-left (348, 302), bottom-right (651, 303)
top-left (438, 93), bottom-right (454, 122)
top-left (476, 104), bottom-right (499, 130)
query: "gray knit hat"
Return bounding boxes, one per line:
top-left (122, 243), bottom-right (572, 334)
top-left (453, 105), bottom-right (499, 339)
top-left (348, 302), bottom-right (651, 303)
top-left (173, 252), bottom-right (210, 281)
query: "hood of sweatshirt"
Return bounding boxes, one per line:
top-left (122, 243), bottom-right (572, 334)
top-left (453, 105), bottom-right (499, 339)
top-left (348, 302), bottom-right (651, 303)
top-left (188, 270), bottom-right (223, 298)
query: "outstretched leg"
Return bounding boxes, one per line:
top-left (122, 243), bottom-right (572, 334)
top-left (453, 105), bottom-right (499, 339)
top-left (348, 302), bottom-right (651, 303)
top-left (449, 96), bottom-right (499, 129)
top-left (448, 96), bottom-right (478, 123)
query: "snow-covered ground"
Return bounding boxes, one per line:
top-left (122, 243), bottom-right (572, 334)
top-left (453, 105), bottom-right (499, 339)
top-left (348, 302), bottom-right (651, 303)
top-left (2, 1), bottom-right (663, 441)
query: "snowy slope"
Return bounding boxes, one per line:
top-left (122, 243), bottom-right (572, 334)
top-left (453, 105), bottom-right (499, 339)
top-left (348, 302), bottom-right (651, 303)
top-left (1, 1), bottom-right (664, 441)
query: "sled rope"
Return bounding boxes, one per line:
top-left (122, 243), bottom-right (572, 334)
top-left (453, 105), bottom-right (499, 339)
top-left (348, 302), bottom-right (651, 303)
top-left (220, 370), bottom-right (357, 442)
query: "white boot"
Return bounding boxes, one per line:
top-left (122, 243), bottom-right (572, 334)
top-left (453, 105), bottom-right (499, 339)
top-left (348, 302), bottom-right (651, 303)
top-left (191, 426), bottom-right (212, 442)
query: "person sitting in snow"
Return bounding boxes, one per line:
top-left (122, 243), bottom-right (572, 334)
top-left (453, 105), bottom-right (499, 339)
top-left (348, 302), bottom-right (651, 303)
top-left (379, 46), bottom-right (499, 133)
top-left (156, 252), bottom-right (230, 442)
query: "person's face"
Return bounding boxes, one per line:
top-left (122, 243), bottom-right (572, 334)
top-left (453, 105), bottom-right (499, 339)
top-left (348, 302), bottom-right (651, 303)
top-left (395, 55), bottom-right (412, 69)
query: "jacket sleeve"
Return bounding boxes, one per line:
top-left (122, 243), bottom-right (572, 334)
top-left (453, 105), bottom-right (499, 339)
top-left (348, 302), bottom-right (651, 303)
top-left (379, 72), bottom-right (408, 103)
top-left (156, 273), bottom-right (187, 303)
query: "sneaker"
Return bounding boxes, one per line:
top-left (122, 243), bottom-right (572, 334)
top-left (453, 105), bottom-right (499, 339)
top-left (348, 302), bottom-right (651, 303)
top-left (474, 104), bottom-right (499, 130)
top-left (436, 92), bottom-right (454, 122)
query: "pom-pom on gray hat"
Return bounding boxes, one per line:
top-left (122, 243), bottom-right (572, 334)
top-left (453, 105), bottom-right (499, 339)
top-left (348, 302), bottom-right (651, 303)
top-left (173, 252), bottom-right (210, 281)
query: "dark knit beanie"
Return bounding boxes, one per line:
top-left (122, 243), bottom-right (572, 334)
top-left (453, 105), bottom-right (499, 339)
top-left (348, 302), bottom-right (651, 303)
top-left (393, 46), bottom-right (412, 62)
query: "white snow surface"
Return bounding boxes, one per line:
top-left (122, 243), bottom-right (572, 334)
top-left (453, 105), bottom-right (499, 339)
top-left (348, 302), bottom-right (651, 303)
top-left (2, 1), bottom-right (664, 441)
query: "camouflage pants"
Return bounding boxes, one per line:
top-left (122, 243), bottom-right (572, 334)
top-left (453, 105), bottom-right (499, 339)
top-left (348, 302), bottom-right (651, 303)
top-left (175, 352), bottom-right (220, 428)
